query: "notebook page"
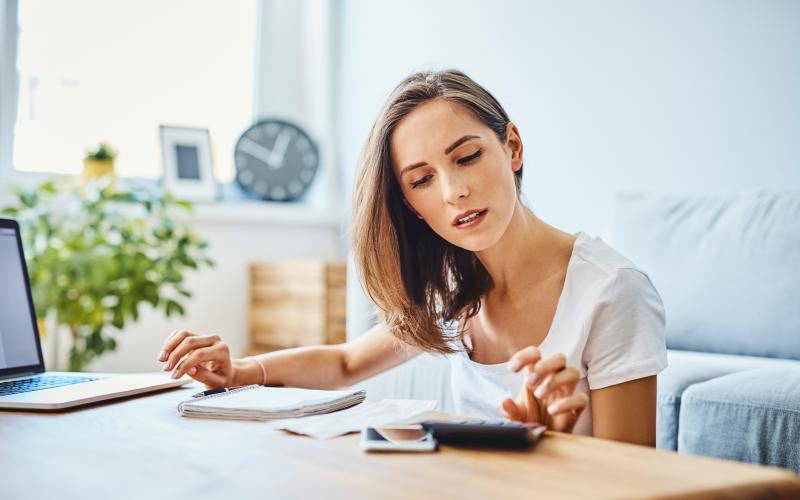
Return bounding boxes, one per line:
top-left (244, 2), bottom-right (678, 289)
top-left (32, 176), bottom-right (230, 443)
top-left (188, 387), bottom-right (363, 412)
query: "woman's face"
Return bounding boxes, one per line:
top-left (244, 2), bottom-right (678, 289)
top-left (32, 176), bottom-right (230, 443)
top-left (390, 99), bottom-right (523, 252)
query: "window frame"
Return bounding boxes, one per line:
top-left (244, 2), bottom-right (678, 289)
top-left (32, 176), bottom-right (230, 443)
top-left (0, 0), bottom-right (340, 217)
top-left (0, 0), bottom-right (22, 185)
top-left (0, 0), bottom-right (258, 189)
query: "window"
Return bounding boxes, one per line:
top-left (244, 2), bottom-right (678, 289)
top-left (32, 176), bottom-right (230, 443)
top-left (10, 0), bottom-right (257, 181)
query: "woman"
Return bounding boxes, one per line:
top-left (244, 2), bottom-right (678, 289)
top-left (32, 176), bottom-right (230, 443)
top-left (158, 69), bottom-right (667, 445)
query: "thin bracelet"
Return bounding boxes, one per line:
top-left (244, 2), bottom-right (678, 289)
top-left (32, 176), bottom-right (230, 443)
top-left (246, 356), bottom-right (267, 386)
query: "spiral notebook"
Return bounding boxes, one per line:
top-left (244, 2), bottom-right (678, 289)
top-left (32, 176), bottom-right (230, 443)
top-left (177, 385), bottom-right (367, 421)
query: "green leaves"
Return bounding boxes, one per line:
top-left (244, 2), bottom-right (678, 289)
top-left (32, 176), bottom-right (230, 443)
top-left (85, 143), bottom-right (117, 161)
top-left (3, 178), bottom-right (214, 372)
top-left (164, 299), bottom-right (186, 318)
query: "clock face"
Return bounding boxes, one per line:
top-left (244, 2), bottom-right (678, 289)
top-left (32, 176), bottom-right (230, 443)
top-left (234, 119), bottom-right (319, 201)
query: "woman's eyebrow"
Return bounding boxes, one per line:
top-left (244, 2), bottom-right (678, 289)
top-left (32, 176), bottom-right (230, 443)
top-left (400, 135), bottom-right (480, 176)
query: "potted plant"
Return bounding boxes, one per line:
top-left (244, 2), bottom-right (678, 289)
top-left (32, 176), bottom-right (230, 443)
top-left (2, 178), bottom-right (215, 371)
top-left (83, 143), bottom-right (117, 180)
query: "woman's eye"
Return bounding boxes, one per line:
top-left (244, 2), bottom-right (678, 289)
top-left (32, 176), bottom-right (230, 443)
top-left (410, 174), bottom-right (432, 189)
top-left (457, 150), bottom-right (482, 165)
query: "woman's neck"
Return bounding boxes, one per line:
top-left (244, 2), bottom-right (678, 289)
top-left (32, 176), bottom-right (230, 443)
top-left (475, 201), bottom-right (572, 302)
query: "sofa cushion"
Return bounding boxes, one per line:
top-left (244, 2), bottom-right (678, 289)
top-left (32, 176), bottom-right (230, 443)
top-left (612, 192), bottom-right (800, 360)
top-left (657, 350), bottom-right (799, 450)
top-left (677, 367), bottom-right (800, 473)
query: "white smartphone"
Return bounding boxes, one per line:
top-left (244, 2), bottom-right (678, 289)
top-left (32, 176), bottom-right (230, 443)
top-left (360, 425), bottom-right (438, 452)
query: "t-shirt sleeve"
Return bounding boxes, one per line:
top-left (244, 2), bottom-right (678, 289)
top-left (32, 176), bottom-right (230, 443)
top-left (583, 268), bottom-right (668, 390)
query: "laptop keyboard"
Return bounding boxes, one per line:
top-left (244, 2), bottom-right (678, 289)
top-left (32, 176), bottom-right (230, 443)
top-left (0, 374), bottom-right (102, 396)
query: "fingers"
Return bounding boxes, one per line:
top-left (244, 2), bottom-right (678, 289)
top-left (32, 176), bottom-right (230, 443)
top-left (163, 334), bottom-right (220, 372)
top-left (190, 365), bottom-right (228, 389)
top-left (522, 368), bottom-right (539, 421)
top-left (172, 344), bottom-right (227, 379)
top-left (506, 348), bottom-right (584, 427)
top-left (158, 329), bottom-right (194, 362)
top-left (508, 346), bottom-right (541, 372)
top-left (524, 352), bottom-right (567, 389)
top-left (546, 392), bottom-right (589, 417)
top-left (501, 375), bottom-right (544, 424)
top-left (533, 366), bottom-right (580, 400)
top-left (501, 398), bottom-right (524, 422)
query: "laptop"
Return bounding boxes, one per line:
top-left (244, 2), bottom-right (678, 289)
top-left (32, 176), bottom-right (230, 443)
top-left (0, 218), bottom-right (191, 410)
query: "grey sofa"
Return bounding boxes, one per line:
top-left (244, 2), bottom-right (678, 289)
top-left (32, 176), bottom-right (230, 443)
top-left (612, 191), bottom-right (800, 473)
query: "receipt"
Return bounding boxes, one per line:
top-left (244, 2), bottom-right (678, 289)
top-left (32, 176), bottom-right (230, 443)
top-left (265, 399), bottom-right (438, 439)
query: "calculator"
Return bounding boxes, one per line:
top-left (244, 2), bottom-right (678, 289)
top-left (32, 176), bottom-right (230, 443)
top-left (420, 420), bottom-right (546, 449)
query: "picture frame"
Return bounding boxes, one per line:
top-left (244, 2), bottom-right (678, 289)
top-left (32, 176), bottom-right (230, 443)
top-left (159, 125), bottom-right (217, 201)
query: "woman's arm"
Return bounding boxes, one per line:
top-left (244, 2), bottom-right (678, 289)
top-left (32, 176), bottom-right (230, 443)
top-left (590, 375), bottom-right (657, 446)
top-left (232, 322), bottom-right (420, 388)
top-left (161, 322), bottom-right (419, 390)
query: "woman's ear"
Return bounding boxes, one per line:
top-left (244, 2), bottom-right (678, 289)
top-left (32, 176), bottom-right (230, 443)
top-left (505, 122), bottom-right (523, 173)
top-left (403, 197), bottom-right (424, 219)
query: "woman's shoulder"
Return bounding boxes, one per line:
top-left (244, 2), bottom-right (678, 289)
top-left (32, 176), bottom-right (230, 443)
top-left (573, 232), bottom-right (638, 274)
top-left (570, 231), bottom-right (657, 294)
top-left (567, 232), bottom-right (664, 330)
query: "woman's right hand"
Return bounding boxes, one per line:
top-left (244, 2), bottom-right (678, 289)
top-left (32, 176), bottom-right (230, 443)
top-left (157, 330), bottom-right (234, 389)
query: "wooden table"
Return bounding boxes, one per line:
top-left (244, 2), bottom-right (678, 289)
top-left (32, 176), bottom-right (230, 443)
top-left (1, 380), bottom-right (798, 500)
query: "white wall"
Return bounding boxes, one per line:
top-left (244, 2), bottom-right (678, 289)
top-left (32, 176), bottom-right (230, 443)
top-left (336, 0), bottom-right (800, 240)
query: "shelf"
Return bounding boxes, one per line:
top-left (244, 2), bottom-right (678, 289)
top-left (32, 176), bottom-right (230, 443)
top-left (0, 175), bottom-right (345, 229)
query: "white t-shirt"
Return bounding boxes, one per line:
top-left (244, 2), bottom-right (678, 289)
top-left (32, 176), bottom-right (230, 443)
top-left (448, 231), bottom-right (668, 436)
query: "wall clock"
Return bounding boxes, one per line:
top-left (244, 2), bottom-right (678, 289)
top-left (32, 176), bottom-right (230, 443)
top-left (234, 119), bottom-right (319, 201)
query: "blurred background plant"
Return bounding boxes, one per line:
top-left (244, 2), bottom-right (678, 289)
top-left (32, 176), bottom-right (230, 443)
top-left (1, 178), bottom-right (214, 371)
top-left (84, 143), bottom-right (117, 161)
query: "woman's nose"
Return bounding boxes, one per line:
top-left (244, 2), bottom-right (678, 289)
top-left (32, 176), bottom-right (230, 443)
top-left (441, 172), bottom-right (470, 205)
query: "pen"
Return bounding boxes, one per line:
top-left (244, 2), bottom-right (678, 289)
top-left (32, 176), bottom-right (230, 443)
top-left (192, 387), bottom-right (231, 398)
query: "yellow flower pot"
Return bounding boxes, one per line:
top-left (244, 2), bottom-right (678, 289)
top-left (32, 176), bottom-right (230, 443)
top-left (82, 158), bottom-right (116, 181)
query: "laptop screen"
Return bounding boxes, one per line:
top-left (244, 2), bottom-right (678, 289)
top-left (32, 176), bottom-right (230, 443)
top-left (0, 226), bottom-right (43, 371)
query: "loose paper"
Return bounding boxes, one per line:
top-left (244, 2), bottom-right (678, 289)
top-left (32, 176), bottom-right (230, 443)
top-left (265, 399), bottom-right (438, 439)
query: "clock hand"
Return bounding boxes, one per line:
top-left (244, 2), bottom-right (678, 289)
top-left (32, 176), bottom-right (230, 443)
top-left (239, 137), bottom-right (278, 168)
top-left (269, 128), bottom-right (296, 169)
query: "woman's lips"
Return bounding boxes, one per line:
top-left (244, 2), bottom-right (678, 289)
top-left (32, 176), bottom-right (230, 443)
top-left (453, 209), bottom-right (488, 229)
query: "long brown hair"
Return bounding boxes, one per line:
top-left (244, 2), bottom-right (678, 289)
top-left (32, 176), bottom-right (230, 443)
top-left (352, 69), bottom-right (523, 354)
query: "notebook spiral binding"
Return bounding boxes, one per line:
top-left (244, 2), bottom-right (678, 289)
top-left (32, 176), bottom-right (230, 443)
top-left (177, 384), bottom-right (260, 412)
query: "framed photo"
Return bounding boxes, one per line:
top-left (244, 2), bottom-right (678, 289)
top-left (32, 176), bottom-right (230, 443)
top-left (159, 125), bottom-right (217, 201)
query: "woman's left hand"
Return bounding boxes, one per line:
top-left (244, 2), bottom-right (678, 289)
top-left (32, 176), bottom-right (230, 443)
top-left (500, 346), bottom-right (588, 433)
